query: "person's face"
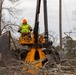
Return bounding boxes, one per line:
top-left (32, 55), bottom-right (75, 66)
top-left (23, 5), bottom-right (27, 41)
top-left (23, 22), bottom-right (27, 24)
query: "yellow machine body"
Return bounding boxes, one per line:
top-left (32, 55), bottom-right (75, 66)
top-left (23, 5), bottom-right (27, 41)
top-left (19, 33), bottom-right (47, 74)
top-left (19, 32), bottom-right (45, 45)
top-left (19, 33), bottom-right (34, 45)
top-left (22, 47), bottom-right (46, 74)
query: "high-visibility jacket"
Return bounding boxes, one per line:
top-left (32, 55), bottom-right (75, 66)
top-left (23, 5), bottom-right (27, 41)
top-left (20, 23), bottom-right (30, 33)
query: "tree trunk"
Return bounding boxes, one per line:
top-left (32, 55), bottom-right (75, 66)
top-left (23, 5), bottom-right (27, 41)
top-left (0, 0), bottom-right (2, 35)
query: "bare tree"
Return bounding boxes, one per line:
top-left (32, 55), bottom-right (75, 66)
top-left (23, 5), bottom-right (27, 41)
top-left (72, 8), bottom-right (76, 34)
top-left (0, 0), bottom-right (3, 35)
top-left (0, 0), bottom-right (21, 36)
top-left (49, 30), bottom-right (58, 44)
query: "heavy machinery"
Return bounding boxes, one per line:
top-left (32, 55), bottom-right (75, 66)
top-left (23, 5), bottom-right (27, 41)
top-left (18, 0), bottom-right (60, 74)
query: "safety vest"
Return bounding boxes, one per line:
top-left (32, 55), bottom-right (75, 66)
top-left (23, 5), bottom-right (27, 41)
top-left (20, 23), bottom-right (30, 33)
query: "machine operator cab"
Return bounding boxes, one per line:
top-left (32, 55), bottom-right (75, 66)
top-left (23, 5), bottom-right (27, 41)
top-left (19, 32), bottom-right (34, 45)
top-left (18, 29), bottom-right (45, 45)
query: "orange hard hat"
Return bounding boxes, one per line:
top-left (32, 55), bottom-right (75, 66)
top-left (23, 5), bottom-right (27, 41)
top-left (22, 19), bottom-right (27, 23)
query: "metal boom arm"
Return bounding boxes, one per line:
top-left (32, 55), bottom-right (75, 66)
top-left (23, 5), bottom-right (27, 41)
top-left (43, 0), bottom-right (48, 42)
top-left (34, 0), bottom-right (41, 43)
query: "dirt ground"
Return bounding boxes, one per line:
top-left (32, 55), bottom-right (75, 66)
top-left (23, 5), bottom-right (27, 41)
top-left (0, 57), bottom-right (76, 75)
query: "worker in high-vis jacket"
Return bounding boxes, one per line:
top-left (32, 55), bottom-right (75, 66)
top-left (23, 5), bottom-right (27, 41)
top-left (18, 19), bottom-right (32, 38)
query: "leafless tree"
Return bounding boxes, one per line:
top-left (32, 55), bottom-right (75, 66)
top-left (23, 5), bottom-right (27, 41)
top-left (0, 0), bottom-right (3, 35)
top-left (49, 30), bottom-right (58, 44)
top-left (72, 8), bottom-right (76, 34)
top-left (0, 0), bottom-right (22, 36)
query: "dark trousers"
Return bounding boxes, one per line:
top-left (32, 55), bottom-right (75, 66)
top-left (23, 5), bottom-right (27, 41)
top-left (21, 33), bottom-right (31, 38)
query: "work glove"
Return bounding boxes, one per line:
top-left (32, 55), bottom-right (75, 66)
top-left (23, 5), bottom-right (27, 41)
top-left (18, 30), bottom-right (21, 33)
top-left (30, 28), bottom-right (32, 31)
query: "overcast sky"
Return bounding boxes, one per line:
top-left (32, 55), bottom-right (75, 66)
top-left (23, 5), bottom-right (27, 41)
top-left (4, 0), bottom-right (76, 40)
